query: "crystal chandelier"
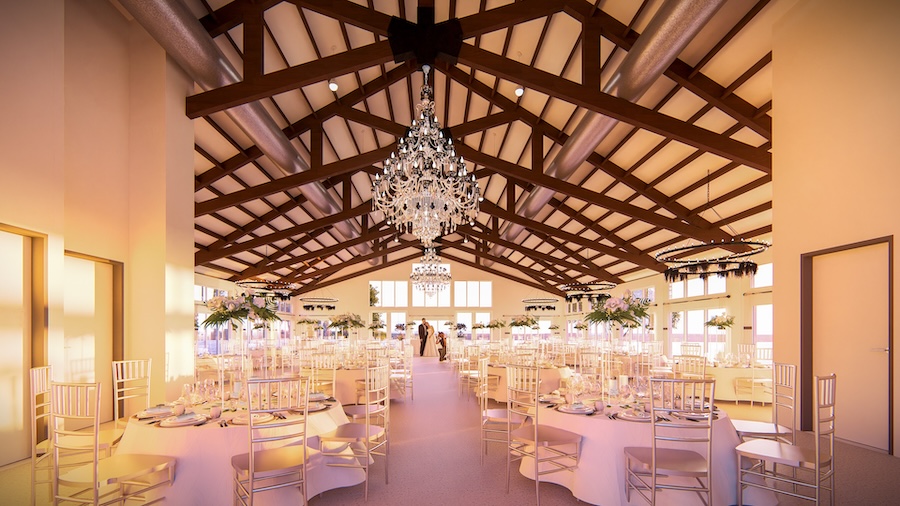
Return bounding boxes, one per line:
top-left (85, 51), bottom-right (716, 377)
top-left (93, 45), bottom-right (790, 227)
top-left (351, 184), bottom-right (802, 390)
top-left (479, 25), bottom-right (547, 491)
top-left (409, 248), bottom-right (451, 295)
top-left (372, 65), bottom-right (482, 247)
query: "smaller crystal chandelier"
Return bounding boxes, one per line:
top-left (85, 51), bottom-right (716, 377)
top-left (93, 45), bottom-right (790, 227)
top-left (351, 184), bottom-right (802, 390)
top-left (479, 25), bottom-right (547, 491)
top-left (372, 64), bottom-right (482, 247)
top-left (410, 248), bottom-right (451, 295)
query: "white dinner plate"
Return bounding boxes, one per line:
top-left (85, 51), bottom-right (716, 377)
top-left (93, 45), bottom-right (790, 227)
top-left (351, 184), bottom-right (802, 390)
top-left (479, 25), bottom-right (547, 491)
top-left (230, 412), bottom-right (275, 425)
top-left (557, 404), bottom-right (594, 415)
top-left (159, 413), bottom-right (208, 428)
top-left (307, 402), bottom-right (329, 412)
top-left (307, 392), bottom-right (328, 402)
top-left (616, 409), bottom-right (652, 422)
top-left (136, 405), bottom-right (174, 419)
top-left (539, 394), bottom-right (563, 404)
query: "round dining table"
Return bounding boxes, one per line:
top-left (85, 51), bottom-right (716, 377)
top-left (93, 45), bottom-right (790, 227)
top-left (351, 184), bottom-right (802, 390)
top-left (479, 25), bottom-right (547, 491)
top-left (520, 404), bottom-right (777, 505)
top-left (115, 402), bottom-right (365, 506)
top-left (487, 364), bottom-right (571, 403)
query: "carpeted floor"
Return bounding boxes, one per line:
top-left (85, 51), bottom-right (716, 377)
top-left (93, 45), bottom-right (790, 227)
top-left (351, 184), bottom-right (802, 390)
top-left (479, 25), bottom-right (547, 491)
top-left (4, 356), bottom-right (900, 505)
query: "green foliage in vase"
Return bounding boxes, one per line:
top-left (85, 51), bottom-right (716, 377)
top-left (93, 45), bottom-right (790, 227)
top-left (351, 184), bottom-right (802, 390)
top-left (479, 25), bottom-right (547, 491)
top-left (202, 294), bottom-right (281, 330)
top-left (583, 289), bottom-right (650, 329)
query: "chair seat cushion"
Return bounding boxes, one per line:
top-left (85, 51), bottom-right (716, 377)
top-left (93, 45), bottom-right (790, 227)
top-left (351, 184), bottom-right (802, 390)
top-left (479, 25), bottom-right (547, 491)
top-left (58, 454), bottom-right (175, 486)
top-left (735, 438), bottom-right (816, 468)
top-left (232, 444), bottom-right (319, 478)
top-left (319, 422), bottom-right (385, 443)
top-left (511, 424), bottom-right (580, 447)
top-left (624, 447), bottom-right (708, 476)
top-left (344, 404), bottom-right (387, 419)
top-left (731, 419), bottom-right (791, 437)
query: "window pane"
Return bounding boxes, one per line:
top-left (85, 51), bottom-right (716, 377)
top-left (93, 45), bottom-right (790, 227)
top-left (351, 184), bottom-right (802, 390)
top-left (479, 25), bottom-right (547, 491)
top-left (686, 277), bottom-right (704, 297)
top-left (454, 281), bottom-right (467, 306)
top-left (754, 304), bottom-right (773, 346)
top-left (753, 263), bottom-right (773, 288)
top-left (369, 281), bottom-right (381, 307)
top-left (382, 281), bottom-right (395, 307)
top-left (457, 313), bottom-right (472, 339)
top-left (412, 287), bottom-right (425, 307)
top-left (467, 282), bottom-right (479, 307)
top-left (646, 287), bottom-right (655, 302)
top-left (437, 287), bottom-right (450, 307)
top-left (686, 310), bottom-right (705, 344)
top-left (707, 275), bottom-right (726, 294)
top-left (669, 281), bottom-right (684, 299)
top-left (479, 282), bottom-right (492, 307)
top-left (395, 281), bottom-right (408, 307)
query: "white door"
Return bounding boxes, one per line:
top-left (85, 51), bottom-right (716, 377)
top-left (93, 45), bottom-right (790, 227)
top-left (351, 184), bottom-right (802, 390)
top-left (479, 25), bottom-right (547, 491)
top-left (0, 230), bottom-right (31, 466)
top-left (63, 255), bottom-right (114, 423)
top-left (812, 242), bottom-right (890, 451)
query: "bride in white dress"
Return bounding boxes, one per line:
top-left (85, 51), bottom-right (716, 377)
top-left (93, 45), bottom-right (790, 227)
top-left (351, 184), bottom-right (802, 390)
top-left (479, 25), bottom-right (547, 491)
top-left (423, 323), bottom-right (438, 357)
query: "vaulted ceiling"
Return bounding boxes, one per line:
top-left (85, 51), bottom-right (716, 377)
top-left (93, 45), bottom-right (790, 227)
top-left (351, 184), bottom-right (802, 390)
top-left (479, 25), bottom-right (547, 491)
top-left (141, 0), bottom-right (777, 297)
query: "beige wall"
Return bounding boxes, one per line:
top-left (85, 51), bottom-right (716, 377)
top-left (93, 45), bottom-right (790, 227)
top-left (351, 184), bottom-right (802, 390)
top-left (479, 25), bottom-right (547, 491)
top-left (773, 0), bottom-right (900, 441)
top-left (0, 1), bottom-right (195, 404)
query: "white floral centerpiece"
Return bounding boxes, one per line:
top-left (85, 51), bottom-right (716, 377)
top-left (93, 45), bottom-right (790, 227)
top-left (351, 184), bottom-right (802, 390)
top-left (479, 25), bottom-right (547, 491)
top-left (329, 312), bottom-right (365, 337)
top-left (705, 314), bottom-right (735, 329)
top-left (202, 293), bottom-right (280, 330)
top-left (509, 315), bottom-right (538, 328)
top-left (573, 321), bottom-right (589, 330)
top-left (584, 289), bottom-right (650, 329)
top-left (486, 319), bottom-right (507, 329)
top-left (471, 323), bottom-right (486, 330)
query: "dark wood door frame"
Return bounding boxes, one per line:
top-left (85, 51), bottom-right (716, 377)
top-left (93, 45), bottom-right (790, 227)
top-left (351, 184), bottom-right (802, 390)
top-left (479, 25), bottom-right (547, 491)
top-left (800, 236), bottom-right (893, 453)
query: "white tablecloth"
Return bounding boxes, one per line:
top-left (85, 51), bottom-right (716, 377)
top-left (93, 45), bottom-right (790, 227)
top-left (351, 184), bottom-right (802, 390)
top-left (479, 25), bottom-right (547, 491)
top-left (707, 366), bottom-right (772, 402)
top-left (524, 407), bottom-right (777, 505)
top-left (116, 403), bottom-right (364, 506)
top-left (487, 365), bottom-right (571, 403)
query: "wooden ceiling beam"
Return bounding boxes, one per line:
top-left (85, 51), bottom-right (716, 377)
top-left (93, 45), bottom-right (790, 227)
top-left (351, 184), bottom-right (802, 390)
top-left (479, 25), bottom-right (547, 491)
top-left (195, 145), bottom-right (392, 216)
top-left (563, 0), bottom-right (771, 139)
top-left (455, 45), bottom-right (771, 173)
top-left (196, 200), bottom-right (371, 264)
top-left (458, 145), bottom-right (733, 245)
top-left (479, 200), bottom-right (656, 275)
top-left (186, 40), bottom-right (395, 118)
top-left (289, 0), bottom-right (392, 36)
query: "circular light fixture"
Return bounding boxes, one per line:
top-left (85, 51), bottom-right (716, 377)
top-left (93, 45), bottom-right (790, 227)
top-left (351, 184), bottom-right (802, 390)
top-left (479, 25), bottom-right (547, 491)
top-left (328, 79), bottom-right (339, 92)
top-left (522, 297), bottom-right (559, 304)
top-left (235, 277), bottom-right (299, 299)
top-left (559, 282), bottom-right (617, 292)
top-left (655, 239), bottom-right (770, 282)
top-left (515, 86), bottom-right (524, 97)
top-left (296, 296), bottom-right (339, 304)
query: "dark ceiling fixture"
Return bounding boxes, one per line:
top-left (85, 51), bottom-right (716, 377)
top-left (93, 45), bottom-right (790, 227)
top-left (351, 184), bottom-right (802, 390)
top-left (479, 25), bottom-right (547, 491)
top-left (655, 240), bottom-right (769, 282)
top-left (235, 277), bottom-right (298, 300)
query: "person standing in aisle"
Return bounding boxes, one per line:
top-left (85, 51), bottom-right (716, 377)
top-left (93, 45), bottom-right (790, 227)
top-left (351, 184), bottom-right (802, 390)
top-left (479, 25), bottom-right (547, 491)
top-left (418, 318), bottom-right (428, 356)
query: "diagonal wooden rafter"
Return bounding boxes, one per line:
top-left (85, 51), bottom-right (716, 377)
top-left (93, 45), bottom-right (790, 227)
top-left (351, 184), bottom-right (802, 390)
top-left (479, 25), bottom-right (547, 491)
top-left (478, 201), bottom-right (662, 276)
top-left (455, 45), bottom-right (771, 173)
top-left (186, 40), bottom-right (396, 118)
top-left (196, 200), bottom-right (372, 265)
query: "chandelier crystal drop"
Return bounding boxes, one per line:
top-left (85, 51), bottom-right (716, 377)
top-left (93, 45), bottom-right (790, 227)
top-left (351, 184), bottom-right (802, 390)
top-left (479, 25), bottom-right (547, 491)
top-left (372, 64), bottom-right (482, 247)
top-left (409, 248), bottom-right (451, 295)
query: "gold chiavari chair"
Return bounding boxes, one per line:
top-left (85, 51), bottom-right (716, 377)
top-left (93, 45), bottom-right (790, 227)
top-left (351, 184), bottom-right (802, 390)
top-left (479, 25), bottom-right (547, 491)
top-left (231, 376), bottom-right (312, 506)
top-left (51, 381), bottom-right (175, 505)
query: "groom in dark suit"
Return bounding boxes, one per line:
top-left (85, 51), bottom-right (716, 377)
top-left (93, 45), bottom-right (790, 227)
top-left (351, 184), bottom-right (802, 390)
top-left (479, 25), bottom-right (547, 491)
top-left (418, 318), bottom-right (428, 356)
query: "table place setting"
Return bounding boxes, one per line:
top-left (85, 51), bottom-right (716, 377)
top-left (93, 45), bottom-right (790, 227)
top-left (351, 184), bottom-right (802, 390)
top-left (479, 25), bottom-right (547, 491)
top-left (158, 412), bottom-right (211, 428)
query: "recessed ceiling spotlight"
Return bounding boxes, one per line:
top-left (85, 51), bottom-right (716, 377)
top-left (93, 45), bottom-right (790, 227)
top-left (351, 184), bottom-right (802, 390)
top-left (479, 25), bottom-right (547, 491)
top-left (515, 86), bottom-right (524, 97)
top-left (328, 79), bottom-right (338, 92)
